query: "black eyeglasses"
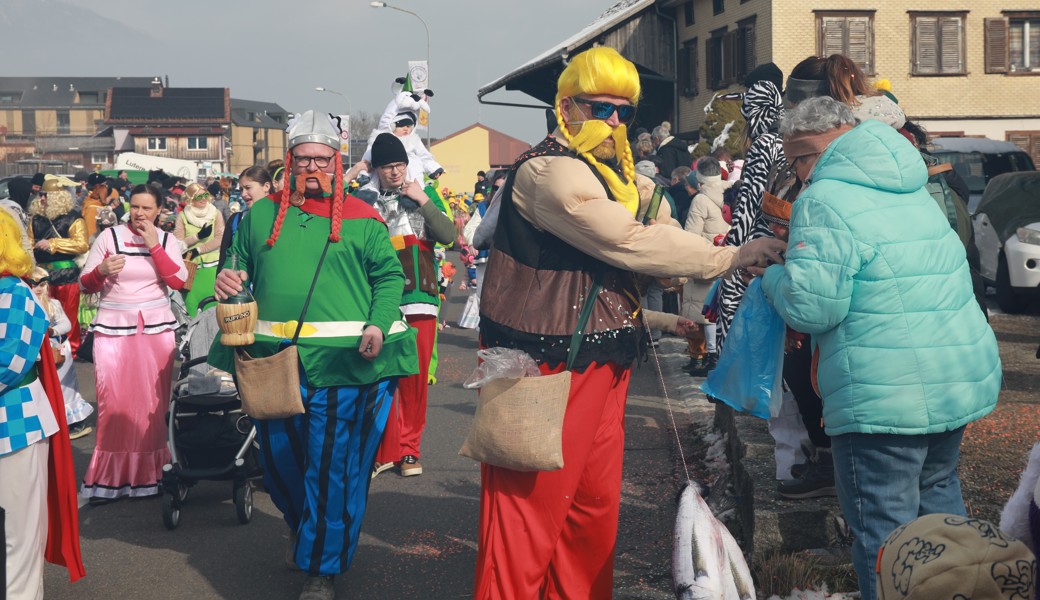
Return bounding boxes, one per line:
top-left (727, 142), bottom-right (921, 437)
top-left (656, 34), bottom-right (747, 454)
top-left (571, 97), bottom-right (637, 124)
top-left (25, 277), bottom-right (49, 286)
top-left (292, 154), bottom-right (335, 168)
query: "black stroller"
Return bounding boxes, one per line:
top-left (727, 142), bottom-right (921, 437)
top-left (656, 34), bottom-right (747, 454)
top-left (160, 297), bottom-right (261, 530)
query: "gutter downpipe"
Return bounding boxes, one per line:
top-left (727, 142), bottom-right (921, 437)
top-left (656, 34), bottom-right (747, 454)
top-left (655, 0), bottom-right (679, 128)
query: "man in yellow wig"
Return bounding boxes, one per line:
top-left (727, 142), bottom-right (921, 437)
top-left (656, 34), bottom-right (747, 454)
top-left (475, 47), bottom-right (786, 597)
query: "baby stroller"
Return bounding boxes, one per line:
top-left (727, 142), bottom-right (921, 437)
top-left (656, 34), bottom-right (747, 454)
top-left (160, 297), bottom-right (261, 530)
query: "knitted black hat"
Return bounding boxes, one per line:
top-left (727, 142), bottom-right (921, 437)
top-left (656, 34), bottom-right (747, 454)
top-left (370, 133), bottom-right (408, 168)
top-left (31, 173), bottom-right (45, 187)
top-left (743, 62), bottom-right (784, 92)
top-left (87, 172), bottom-right (107, 187)
top-left (7, 177), bottom-right (31, 207)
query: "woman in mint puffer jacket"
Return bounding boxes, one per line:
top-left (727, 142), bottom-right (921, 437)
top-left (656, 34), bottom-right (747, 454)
top-left (759, 97), bottom-right (1001, 600)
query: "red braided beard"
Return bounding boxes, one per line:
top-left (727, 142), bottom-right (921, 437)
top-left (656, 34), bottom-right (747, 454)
top-left (267, 150), bottom-right (344, 247)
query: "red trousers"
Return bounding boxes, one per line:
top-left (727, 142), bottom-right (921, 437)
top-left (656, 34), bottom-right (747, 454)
top-left (50, 283), bottom-right (82, 354)
top-left (474, 361), bottom-right (631, 599)
top-left (377, 314), bottom-right (436, 462)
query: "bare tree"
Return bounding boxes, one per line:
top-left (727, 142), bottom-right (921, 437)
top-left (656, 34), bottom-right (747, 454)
top-left (350, 111), bottom-right (379, 143)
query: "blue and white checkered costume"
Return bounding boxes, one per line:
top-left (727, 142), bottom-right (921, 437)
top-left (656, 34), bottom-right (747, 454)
top-left (0, 275), bottom-right (52, 455)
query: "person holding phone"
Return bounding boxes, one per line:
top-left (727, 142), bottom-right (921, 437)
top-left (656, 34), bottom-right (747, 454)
top-left (79, 184), bottom-right (187, 505)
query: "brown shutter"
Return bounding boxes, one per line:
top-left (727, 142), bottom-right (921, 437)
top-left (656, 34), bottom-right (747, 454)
top-left (679, 45), bottom-right (691, 96)
top-left (846, 16), bottom-right (872, 73)
top-left (705, 37), bottom-right (715, 89)
top-left (691, 41), bottom-right (699, 96)
top-left (1007, 132), bottom-right (1031, 152)
top-left (819, 16), bottom-right (846, 58)
top-left (940, 16), bottom-right (964, 73)
top-left (722, 30), bottom-right (737, 85)
top-left (742, 25), bottom-right (756, 78)
top-left (915, 16), bottom-right (939, 74)
top-left (985, 17), bottom-right (1009, 74)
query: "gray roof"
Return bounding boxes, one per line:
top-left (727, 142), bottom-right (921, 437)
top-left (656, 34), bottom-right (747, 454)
top-left (108, 87), bottom-right (229, 122)
top-left (0, 77), bottom-right (155, 108)
top-left (231, 98), bottom-right (289, 129)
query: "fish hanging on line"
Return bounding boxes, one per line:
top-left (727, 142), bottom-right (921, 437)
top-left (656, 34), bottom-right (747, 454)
top-left (673, 481), bottom-right (755, 600)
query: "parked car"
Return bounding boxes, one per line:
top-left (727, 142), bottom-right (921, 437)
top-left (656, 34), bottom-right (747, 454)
top-left (972, 171), bottom-right (1040, 313)
top-left (0, 174), bottom-right (32, 201)
top-left (930, 137), bottom-right (1035, 213)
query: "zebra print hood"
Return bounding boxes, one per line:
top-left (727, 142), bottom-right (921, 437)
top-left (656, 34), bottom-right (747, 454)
top-left (740, 81), bottom-right (784, 139)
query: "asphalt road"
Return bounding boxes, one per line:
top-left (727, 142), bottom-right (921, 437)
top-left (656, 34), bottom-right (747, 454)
top-left (43, 285), bottom-right (691, 600)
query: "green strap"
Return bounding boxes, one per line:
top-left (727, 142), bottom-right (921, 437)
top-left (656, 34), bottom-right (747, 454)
top-left (42, 260), bottom-right (77, 270)
top-left (641, 185), bottom-right (665, 225)
top-left (566, 272), bottom-right (604, 370)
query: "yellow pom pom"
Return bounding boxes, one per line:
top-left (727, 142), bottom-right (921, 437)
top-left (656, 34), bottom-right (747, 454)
top-left (876, 78), bottom-right (892, 92)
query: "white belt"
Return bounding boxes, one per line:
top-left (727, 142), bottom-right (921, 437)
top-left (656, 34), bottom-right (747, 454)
top-left (99, 297), bottom-right (170, 310)
top-left (255, 319), bottom-right (411, 339)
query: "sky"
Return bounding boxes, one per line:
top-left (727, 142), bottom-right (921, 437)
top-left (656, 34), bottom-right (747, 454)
top-left (0, 0), bottom-right (620, 145)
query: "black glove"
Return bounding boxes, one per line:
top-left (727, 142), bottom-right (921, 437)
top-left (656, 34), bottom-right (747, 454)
top-left (197, 223), bottom-right (214, 239)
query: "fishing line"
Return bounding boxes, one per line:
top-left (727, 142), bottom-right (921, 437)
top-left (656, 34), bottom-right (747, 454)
top-left (639, 308), bottom-right (693, 485)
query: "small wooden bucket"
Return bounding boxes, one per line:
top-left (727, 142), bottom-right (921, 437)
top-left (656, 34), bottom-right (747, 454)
top-left (217, 300), bottom-right (258, 346)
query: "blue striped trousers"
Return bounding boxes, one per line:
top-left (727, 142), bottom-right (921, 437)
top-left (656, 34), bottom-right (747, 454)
top-left (255, 378), bottom-right (396, 576)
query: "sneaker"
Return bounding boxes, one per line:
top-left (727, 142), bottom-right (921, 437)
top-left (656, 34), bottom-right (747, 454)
top-left (399, 454), bottom-right (423, 477)
top-left (778, 452), bottom-right (836, 499)
top-left (68, 423), bottom-right (93, 440)
top-left (371, 461), bottom-right (395, 480)
top-left (299, 575), bottom-right (335, 600)
top-left (285, 529), bottom-right (301, 571)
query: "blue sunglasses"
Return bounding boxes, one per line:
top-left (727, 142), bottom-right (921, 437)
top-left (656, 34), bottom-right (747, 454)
top-left (572, 97), bottom-right (637, 124)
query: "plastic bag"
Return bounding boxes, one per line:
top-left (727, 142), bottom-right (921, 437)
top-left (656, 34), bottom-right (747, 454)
top-left (463, 347), bottom-right (542, 389)
top-left (700, 278), bottom-right (785, 419)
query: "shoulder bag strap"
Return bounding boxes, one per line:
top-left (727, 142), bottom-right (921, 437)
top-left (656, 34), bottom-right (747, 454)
top-left (110, 227), bottom-right (121, 254)
top-left (565, 270), bottom-right (604, 371)
top-left (290, 238), bottom-right (332, 345)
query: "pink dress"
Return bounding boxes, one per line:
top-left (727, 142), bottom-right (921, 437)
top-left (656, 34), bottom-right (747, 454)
top-left (79, 225), bottom-right (187, 499)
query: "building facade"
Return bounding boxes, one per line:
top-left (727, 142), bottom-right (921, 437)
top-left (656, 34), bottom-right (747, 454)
top-left (229, 99), bottom-right (290, 174)
top-left (0, 76), bottom-right (154, 173)
top-left (670, 0), bottom-right (1040, 164)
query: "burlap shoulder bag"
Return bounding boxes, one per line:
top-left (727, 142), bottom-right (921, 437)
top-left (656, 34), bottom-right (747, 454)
top-left (459, 274), bottom-right (603, 472)
top-left (235, 239), bottom-right (331, 420)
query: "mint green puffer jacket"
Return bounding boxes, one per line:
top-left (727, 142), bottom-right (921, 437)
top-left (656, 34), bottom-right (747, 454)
top-left (761, 120), bottom-right (1000, 436)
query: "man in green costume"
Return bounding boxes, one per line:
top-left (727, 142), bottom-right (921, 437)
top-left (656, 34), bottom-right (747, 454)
top-left (212, 110), bottom-right (417, 600)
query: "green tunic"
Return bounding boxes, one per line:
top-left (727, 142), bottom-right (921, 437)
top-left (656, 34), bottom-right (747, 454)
top-left (209, 197), bottom-right (418, 388)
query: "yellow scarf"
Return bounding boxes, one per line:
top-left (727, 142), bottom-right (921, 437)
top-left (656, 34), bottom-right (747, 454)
top-left (563, 120), bottom-right (639, 217)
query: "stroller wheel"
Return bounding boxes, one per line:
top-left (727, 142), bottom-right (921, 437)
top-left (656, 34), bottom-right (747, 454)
top-left (162, 493), bottom-right (181, 530)
top-left (177, 483), bottom-right (190, 504)
top-left (234, 483), bottom-right (253, 525)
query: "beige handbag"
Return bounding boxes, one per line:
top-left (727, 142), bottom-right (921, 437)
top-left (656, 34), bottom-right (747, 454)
top-left (233, 239), bottom-right (331, 420)
top-left (459, 275), bottom-right (603, 472)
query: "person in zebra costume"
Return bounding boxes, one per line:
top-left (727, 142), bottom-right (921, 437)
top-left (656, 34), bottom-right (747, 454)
top-left (716, 77), bottom-right (787, 349)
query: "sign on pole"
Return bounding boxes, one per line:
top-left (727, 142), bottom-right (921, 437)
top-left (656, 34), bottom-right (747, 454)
top-left (337, 114), bottom-right (351, 159)
top-left (408, 60), bottom-right (430, 131)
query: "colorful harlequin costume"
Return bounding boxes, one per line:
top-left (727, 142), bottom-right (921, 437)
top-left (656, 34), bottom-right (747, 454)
top-left (355, 133), bottom-right (456, 472)
top-left (209, 111), bottom-right (418, 581)
top-left (0, 210), bottom-right (85, 599)
top-left (475, 47), bottom-right (740, 598)
top-left (28, 179), bottom-right (88, 354)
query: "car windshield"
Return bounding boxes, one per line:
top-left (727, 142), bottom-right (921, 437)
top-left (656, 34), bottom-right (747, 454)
top-left (936, 152), bottom-right (987, 193)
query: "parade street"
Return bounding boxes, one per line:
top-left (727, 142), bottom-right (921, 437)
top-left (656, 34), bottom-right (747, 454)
top-left (42, 286), bottom-right (687, 600)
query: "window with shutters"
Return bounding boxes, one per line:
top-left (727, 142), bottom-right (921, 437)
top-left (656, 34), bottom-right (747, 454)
top-left (987, 13), bottom-right (1040, 74)
top-left (910, 13), bottom-right (966, 76)
top-left (680, 39), bottom-right (698, 97)
top-left (713, 0), bottom-right (724, 16)
top-left (684, 2), bottom-right (694, 27)
top-left (706, 21), bottom-right (755, 90)
top-left (815, 11), bottom-right (875, 75)
top-left (1006, 131), bottom-right (1040, 167)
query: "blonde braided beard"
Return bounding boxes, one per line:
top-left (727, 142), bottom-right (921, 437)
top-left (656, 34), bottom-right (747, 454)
top-left (555, 106), bottom-right (640, 217)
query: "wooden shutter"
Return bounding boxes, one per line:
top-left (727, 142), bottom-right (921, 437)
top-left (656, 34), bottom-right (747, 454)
top-left (1007, 132), bottom-right (1031, 152)
top-left (915, 16), bottom-right (939, 74)
top-left (846, 16), bottom-right (872, 73)
top-left (985, 17), bottom-right (1010, 73)
top-left (705, 37), bottom-right (715, 89)
top-left (819, 17), bottom-right (846, 58)
top-left (940, 16), bottom-right (964, 73)
top-left (679, 45), bottom-right (691, 96)
top-left (742, 25), bottom-right (756, 78)
top-left (722, 30), bottom-right (737, 85)
top-left (691, 41), bottom-right (699, 96)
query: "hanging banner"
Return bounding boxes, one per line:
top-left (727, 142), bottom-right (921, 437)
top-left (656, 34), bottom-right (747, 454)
top-left (337, 114), bottom-right (351, 157)
top-left (408, 60), bottom-right (430, 131)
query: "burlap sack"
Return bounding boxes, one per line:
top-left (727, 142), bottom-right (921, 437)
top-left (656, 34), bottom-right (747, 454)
top-left (234, 347), bottom-right (305, 420)
top-left (459, 370), bottom-right (571, 472)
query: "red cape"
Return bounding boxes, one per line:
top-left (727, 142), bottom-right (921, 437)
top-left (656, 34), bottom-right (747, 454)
top-left (261, 194), bottom-right (386, 223)
top-left (38, 346), bottom-right (86, 581)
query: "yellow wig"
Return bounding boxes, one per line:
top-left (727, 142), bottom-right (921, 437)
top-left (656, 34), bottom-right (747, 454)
top-left (555, 46), bottom-right (642, 216)
top-left (0, 210), bottom-right (32, 278)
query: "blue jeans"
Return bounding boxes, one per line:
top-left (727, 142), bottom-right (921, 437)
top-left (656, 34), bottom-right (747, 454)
top-left (830, 427), bottom-right (966, 600)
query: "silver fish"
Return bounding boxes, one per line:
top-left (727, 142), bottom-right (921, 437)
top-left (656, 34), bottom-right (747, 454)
top-left (673, 482), bottom-right (755, 600)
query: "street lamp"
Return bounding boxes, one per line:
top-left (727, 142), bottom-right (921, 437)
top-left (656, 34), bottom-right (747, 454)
top-left (315, 86), bottom-right (353, 167)
top-left (370, 0), bottom-right (431, 145)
